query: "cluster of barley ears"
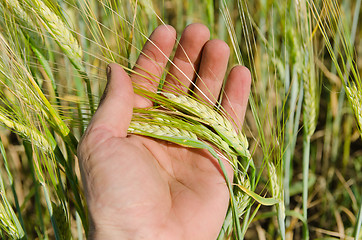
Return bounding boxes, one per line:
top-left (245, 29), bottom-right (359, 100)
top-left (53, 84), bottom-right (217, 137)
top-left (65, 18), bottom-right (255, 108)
top-left (0, 0), bottom-right (360, 239)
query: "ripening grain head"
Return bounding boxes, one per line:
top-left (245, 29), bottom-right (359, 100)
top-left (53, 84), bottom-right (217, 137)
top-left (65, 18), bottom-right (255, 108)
top-left (29, 0), bottom-right (84, 71)
top-left (345, 83), bottom-right (362, 133)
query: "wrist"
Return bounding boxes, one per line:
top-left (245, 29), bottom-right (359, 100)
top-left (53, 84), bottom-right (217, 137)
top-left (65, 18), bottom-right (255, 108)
top-left (89, 228), bottom-right (129, 240)
top-left (88, 216), bottom-right (131, 240)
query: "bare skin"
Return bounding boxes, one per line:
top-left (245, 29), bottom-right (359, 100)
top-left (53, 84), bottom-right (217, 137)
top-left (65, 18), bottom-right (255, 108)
top-left (77, 23), bottom-right (251, 240)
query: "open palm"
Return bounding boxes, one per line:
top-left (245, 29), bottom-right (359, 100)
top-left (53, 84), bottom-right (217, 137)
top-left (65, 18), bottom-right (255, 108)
top-left (77, 24), bottom-right (251, 240)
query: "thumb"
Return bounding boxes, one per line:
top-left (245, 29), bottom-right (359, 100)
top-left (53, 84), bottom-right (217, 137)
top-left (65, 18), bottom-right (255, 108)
top-left (89, 63), bottom-right (134, 138)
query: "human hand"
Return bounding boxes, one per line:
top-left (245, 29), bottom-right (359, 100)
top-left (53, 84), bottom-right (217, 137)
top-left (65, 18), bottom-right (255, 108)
top-left (77, 23), bottom-right (251, 240)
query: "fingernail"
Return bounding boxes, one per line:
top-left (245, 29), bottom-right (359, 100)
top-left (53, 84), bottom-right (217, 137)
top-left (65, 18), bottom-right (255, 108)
top-left (100, 65), bottom-right (111, 105)
top-left (106, 65), bottom-right (112, 81)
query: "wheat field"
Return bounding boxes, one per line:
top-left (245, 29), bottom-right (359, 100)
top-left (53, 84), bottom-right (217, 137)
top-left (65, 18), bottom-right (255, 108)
top-left (0, 0), bottom-right (361, 239)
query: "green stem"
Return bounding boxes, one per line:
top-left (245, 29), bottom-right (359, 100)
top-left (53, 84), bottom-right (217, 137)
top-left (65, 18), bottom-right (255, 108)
top-left (277, 202), bottom-right (286, 240)
top-left (76, 211), bottom-right (84, 240)
top-left (53, 146), bottom-right (88, 234)
top-left (24, 142), bottom-right (46, 239)
top-left (41, 183), bottom-right (60, 240)
top-left (240, 204), bottom-right (251, 239)
top-left (302, 134), bottom-right (310, 240)
top-left (79, 71), bottom-right (95, 115)
top-left (217, 206), bottom-right (232, 239)
top-left (354, 202), bottom-right (362, 240)
top-left (0, 138), bottom-right (26, 238)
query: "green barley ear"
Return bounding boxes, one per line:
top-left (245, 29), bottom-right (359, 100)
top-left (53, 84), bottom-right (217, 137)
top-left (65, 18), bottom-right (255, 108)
top-left (2, 0), bottom-right (35, 29)
top-left (302, 68), bottom-right (318, 137)
top-left (0, 200), bottom-right (20, 239)
top-left (160, 92), bottom-right (252, 160)
top-left (268, 162), bottom-right (282, 206)
top-left (0, 32), bottom-right (71, 141)
top-left (129, 120), bottom-right (199, 143)
top-left (24, 0), bottom-right (95, 114)
top-left (134, 89), bottom-right (255, 184)
top-left (298, 5), bottom-right (318, 137)
top-left (2, 0), bottom-right (43, 46)
top-left (235, 175), bottom-right (250, 216)
top-left (131, 111), bottom-right (236, 155)
top-left (345, 83), bottom-right (362, 132)
top-left (22, 0), bottom-right (95, 112)
top-left (25, 0), bottom-right (84, 71)
top-left (268, 162), bottom-right (285, 239)
top-left (0, 166), bottom-right (24, 239)
top-left (0, 112), bottom-right (52, 152)
top-left (295, 0), bottom-right (319, 138)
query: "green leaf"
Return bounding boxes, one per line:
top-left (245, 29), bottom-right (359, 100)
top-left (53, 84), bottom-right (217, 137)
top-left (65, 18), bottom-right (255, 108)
top-left (236, 184), bottom-right (279, 206)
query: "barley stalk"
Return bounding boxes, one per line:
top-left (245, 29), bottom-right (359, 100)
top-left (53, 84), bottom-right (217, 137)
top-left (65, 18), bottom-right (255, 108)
top-left (298, 3), bottom-right (318, 238)
top-left (218, 174), bottom-right (249, 240)
top-left (52, 203), bottom-right (71, 240)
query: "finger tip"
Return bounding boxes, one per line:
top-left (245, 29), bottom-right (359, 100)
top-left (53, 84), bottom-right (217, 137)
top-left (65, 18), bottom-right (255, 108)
top-left (240, 66), bottom-right (252, 83)
top-left (153, 24), bottom-right (177, 41)
top-left (230, 65), bottom-right (251, 88)
top-left (107, 63), bottom-right (129, 81)
top-left (205, 39), bottom-right (230, 59)
top-left (183, 23), bottom-right (210, 41)
top-left (107, 62), bottom-right (125, 73)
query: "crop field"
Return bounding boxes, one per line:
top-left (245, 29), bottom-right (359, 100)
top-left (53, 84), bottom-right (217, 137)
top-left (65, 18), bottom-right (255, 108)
top-left (0, 0), bottom-right (361, 239)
